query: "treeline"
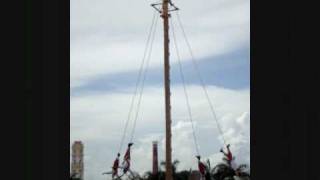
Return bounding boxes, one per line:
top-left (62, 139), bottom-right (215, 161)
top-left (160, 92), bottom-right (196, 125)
top-left (70, 159), bottom-right (250, 180)
top-left (140, 159), bottom-right (250, 180)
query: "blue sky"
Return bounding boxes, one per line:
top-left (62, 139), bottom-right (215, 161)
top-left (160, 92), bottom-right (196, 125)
top-left (71, 0), bottom-right (250, 179)
top-left (72, 46), bottom-right (249, 96)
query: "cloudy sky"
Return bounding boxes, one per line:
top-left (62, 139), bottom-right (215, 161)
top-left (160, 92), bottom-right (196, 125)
top-left (70, 0), bottom-right (250, 179)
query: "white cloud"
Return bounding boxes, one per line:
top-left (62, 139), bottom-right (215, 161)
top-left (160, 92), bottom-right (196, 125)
top-left (70, 85), bottom-right (250, 180)
top-left (70, 0), bottom-right (250, 88)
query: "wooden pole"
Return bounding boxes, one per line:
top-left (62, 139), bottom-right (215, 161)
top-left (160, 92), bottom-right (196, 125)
top-left (161, 1), bottom-right (173, 180)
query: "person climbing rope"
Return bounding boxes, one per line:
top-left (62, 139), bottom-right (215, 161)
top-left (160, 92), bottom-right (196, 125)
top-left (220, 144), bottom-right (233, 167)
top-left (112, 153), bottom-right (120, 179)
top-left (122, 143), bottom-right (133, 174)
top-left (196, 156), bottom-right (207, 180)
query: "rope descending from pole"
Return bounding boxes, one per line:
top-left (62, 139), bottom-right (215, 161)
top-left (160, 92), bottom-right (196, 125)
top-left (129, 14), bottom-right (159, 143)
top-left (117, 10), bottom-right (158, 154)
top-left (170, 17), bottom-right (201, 156)
top-left (175, 11), bottom-right (228, 146)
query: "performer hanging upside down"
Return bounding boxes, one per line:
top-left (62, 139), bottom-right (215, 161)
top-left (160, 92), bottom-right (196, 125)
top-left (196, 155), bottom-right (207, 180)
top-left (220, 144), bottom-right (233, 166)
top-left (122, 143), bottom-right (133, 174)
top-left (111, 153), bottom-right (120, 179)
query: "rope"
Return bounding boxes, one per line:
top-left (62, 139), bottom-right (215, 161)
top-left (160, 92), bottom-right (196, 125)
top-left (175, 11), bottom-right (227, 146)
top-left (129, 13), bottom-right (160, 143)
top-left (117, 10), bottom-right (158, 153)
top-left (170, 17), bottom-right (201, 156)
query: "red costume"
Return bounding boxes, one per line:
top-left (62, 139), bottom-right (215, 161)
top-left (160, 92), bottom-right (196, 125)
top-left (124, 147), bottom-right (130, 161)
top-left (226, 148), bottom-right (232, 161)
top-left (221, 144), bottom-right (233, 166)
top-left (112, 157), bottom-right (119, 178)
top-left (196, 155), bottom-right (206, 178)
top-left (122, 143), bottom-right (133, 174)
top-left (198, 161), bottom-right (206, 176)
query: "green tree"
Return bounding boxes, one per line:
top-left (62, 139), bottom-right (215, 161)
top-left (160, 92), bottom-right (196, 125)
top-left (210, 162), bottom-right (250, 180)
top-left (160, 159), bottom-right (180, 176)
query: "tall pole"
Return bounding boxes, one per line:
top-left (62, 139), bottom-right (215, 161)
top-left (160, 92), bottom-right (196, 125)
top-left (161, 1), bottom-right (173, 180)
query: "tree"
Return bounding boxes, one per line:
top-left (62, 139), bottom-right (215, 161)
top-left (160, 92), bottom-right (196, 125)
top-left (160, 159), bottom-right (180, 177)
top-left (175, 170), bottom-right (190, 180)
top-left (234, 164), bottom-right (250, 178)
top-left (210, 162), bottom-right (250, 180)
top-left (211, 163), bottom-right (235, 180)
top-left (160, 159), bottom-right (180, 174)
top-left (159, 160), bottom-right (193, 180)
top-left (142, 170), bottom-right (166, 180)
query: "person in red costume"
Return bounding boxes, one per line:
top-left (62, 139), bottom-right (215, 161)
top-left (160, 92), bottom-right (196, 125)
top-left (122, 143), bottom-right (133, 174)
top-left (196, 155), bottom-right (206, 180)
top-left (112, 153), bottom-right (120, 179)
top-left (220, 144), bottom-right (233, 166)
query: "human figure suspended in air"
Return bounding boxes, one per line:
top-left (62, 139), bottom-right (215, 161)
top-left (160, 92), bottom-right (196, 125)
top-left (220, 144), bottom-right (233, 167)
top-left (111, 153), bottom-right (120, 179)
top-left (196, 155), bottom-right (207, 180)
top-left (122, 143), bottom-right (133, 174)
